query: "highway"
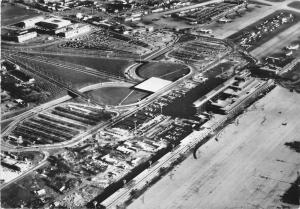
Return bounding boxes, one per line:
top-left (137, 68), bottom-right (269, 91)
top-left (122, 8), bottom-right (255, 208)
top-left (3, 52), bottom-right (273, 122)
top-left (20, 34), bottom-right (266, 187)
top-left (0, 32), bottom-right (250, 195)
top-left (0, 43), bottom-right (197, 192)
top-left (0, 42), bottom-right (179, 152)
top-left (1, 34), bottom-right (239, 149)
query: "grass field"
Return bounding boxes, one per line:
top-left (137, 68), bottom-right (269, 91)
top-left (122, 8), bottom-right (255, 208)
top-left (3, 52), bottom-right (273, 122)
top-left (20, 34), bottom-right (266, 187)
top-left (288, 1), bottom-right (300, 10)
top-left (43, 54), bottom-right (133, 77)
top-left (137, 62), bottom-right (190, 81)
top-left (19, 57), bottom-right (109, 90)
top-left (1, 3), bottom-right (40, 26)
top-left (128, 86), bottom-right (300, 209)
top-left (84, 87), bottom-right (149, 106)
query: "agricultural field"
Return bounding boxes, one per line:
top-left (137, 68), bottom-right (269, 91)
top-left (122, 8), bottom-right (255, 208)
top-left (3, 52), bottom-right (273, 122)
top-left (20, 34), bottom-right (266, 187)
top-left (84, 87), bottom-right (149, 106)
top-left (1, 3), bottom-right (40, 26)
top-left (137, 62), bottom-right (190, 81)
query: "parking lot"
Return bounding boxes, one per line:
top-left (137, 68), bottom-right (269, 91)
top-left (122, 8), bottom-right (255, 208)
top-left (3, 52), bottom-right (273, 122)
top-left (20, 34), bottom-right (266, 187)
top-left (229, 10), bottom-right (300, 51)
top-left (60, 29), bottom-right (151, 56)
top-left (167, 39), bottom-right (230, 68)
top-left (5, 103), bottom-right (114, 147)
top-left (251, 21), bottom-right (300, 64)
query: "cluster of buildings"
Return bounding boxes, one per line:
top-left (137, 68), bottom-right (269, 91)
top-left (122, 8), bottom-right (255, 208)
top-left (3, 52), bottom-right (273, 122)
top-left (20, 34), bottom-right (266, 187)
top-left (4, 15), bottom-right (91, 43)
top-left (1, 61), bottom-right (37, 112)
top-left (1, 151), bottom-right (39, 185)
top-left (3, 29), bottom-right (38, 43)
top-left (35, 0), bottom-right (94, 12)
top-left (31, 0), bottom-right (192, 15)
top-left (193, 72), bottom-right (271, 115)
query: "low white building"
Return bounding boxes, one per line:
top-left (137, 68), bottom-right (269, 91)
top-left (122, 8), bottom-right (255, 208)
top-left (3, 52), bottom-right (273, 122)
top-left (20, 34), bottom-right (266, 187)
top-left (20, 16), bottom-right (45, 28)
top-left (36, 17), bottom-right (71, 29)
top-left (59, 24), bottom-right (91, 38)
top-left (15, 31), bottom-right (37, 43)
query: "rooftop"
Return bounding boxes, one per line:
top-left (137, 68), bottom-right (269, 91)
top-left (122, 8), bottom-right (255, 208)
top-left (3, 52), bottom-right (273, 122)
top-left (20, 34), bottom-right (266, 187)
top-left (134, 77), bottom-right (173, 93)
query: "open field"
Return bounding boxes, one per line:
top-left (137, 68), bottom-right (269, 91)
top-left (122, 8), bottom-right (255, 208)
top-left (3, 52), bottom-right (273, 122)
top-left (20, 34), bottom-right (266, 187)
top-left (128, 86), bottom-right (300, 209)
top-left (288, 1), bottom-right (300, 10)
top-left (137, 62), bottom-right (189, 81)
top-left (15, 56), bottom-right (108, 89)
top-left (1, 3), bottom-right (40, 26)
top-left (84, 87), bottom-right (149, 106)
top-left (41, 55), bottom-right (133, 78)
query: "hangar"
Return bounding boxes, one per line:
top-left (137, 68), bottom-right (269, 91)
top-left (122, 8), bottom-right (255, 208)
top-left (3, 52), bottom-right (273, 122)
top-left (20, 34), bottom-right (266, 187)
top-left (18, 16), bottom-right (45, 28)
top-left (36, 17), bottom-right (71, 29)
top-left (134, 77), bottom-right (173, 93)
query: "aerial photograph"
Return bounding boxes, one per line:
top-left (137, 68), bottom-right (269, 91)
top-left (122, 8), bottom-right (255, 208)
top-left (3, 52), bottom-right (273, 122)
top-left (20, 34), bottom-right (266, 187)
top-left (0, 0), bottom-right (299, 208)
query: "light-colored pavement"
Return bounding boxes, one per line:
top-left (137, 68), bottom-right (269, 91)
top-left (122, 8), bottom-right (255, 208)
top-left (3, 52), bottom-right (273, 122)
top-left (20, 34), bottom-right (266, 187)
top-left (251, 22), bottom-right (300, 59)
top-left (128, 86), bottom-right (300, 209)
top-left (209, 0), bottom-right (300, 39)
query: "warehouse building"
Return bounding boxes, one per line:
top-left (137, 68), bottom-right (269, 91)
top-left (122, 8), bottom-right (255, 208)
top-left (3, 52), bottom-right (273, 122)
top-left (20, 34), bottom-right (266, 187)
top-left (58, 24), bottom-right (91, 38)
top-left (17, 16), bottom-right (45, 28)
top-left (134, 77), bottom-right (173, 93)
top-left (36, 17), bottom-right (71, 30)
top-left (3, 30), bottom-right (38, 43)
